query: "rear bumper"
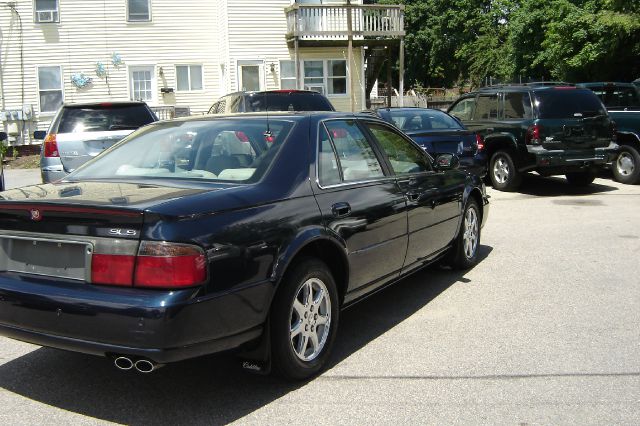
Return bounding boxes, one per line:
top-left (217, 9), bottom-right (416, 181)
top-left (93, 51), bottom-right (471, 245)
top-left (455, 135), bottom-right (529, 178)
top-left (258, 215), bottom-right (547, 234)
top-left (524, 142), bottom-right (619, 172)
top-left (0, 273), bottom-right (272, 363)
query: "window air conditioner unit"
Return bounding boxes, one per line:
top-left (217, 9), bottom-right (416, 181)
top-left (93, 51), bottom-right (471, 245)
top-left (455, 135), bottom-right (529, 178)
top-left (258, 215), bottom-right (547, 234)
top-left (305, 85), bottom-right (325, 94)
top-left (37, 11), bottom-right (55, 23)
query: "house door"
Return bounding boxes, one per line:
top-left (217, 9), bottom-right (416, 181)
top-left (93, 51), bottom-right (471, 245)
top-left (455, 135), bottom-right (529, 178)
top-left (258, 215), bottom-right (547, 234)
top-left (238, 62), bottom-right (264, 92)
top-left (129, 65), bottom-right (157, 103)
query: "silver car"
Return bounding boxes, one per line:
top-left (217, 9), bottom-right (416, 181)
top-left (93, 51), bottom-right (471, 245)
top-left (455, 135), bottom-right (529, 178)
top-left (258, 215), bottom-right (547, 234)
top-left (35, 102), bottom-right (157, 183)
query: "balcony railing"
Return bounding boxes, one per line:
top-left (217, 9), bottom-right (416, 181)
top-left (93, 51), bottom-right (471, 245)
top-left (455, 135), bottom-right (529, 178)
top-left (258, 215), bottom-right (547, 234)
top-left (285, 4), bottom-right (405, 41)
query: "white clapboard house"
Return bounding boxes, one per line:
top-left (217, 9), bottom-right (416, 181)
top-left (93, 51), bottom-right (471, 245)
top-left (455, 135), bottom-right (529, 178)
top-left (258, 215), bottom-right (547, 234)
top-left (0, 0), bottom-right (405, 146)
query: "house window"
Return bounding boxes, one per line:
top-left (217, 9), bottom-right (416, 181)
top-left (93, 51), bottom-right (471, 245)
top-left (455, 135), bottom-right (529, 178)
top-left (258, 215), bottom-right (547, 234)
top-left (38, 66), bottom-right (63, 113)
top-left (129, 66), bottom-right (155, 102)
top-left (34, 0), bottom-right (59, 23)
top-left (280, 60), bottom-right (297, 90)
top-left (128, 0), bottom-right (151, 22)
top-left (176, 65), bottom-right (203, 91)
top-left (303, 60), bottom-right (347, 95)
top-left (328, 60), bottom-right (347, 95)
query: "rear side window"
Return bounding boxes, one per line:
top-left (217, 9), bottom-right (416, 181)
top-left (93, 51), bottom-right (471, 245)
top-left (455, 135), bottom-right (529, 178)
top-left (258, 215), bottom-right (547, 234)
top-left (589, 86), bottom-right (640, 108)
top-left (323, 120), bottom-right (384, 182)
top-left (449, 97), bottom-right (475, 121)
top-left (57, 104), bottom-right (155, 133)
top-left (535, 89), bottom-right (607, 119)
top-left (365, 122), bottom-right (431, 175)
top-left (473, 94), bottom-right (499, 120)
top-left (503, 92), bottom-right (532, 119)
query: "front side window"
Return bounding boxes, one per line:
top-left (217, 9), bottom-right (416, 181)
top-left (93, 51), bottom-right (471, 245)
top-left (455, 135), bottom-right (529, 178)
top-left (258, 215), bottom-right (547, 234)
top-left (176, 65), bottom-right (203, 91)
top-left (129, 66), bottom-right (155, 102)
top-left (38, 66), bottom-right (63, 113)
top-left (473, 94), bottom-right (499, 120)
top-left (128, 0), bottom-right (150, 22)
top-left (280, 60), bottom-right (297, 90)
top-left (35, 0), bottom-right (59, 23)
top-left (449, 97), bottom-right (475, 121)
top-left (323, 120), bottom-right (384, 182)
top-left (365, 122), bottom-right (430, 175)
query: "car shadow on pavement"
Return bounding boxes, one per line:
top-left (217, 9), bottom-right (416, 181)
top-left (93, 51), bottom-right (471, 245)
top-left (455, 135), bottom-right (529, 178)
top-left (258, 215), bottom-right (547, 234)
top-left (514, 173), bottom-right (618, 197)
top-left (0, 246), bottom-right (492, 425)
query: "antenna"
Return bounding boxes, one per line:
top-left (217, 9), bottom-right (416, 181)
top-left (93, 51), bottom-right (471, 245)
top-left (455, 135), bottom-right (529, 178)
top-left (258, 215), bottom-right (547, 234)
top-left (264, 91), bottom-right (272, 142)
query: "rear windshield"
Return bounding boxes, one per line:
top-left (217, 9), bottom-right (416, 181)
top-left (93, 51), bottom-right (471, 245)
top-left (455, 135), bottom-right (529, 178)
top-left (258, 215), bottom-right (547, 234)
top-left (68, 118), bottom-right (295, 183)
top-left (534, 89), bottom-right (607, 119)
top-left (57, 104), bottom-right (156, 133)
top-left (587, 86), bottom-right (640, 108)
top-left (379, 109), bottom-right (462, 132)
top-left (243, 93), bottom-right (335, 112)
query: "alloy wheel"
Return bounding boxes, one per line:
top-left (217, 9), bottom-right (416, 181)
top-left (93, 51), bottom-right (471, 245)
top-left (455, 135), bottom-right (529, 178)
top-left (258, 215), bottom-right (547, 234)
top-left (289, 277), bottom-right (331, 362)
top-left (493, 157), bottom-right (510, 184)
top-left (463, 207), bottom-right (479, 259)
top-left (616, 152), bottom-right (635, 176)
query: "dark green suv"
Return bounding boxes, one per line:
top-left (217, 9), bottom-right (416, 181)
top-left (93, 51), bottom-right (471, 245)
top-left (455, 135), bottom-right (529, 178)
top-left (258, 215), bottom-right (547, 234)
top-left (448, 85), bottom-right (619, 191)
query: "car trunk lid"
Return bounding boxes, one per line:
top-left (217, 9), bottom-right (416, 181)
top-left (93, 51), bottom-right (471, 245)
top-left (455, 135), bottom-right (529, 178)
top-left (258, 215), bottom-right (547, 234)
top-left (57, 130), bottom-right (132, 172)
top-left (406, 129), bottom-right (476, 155)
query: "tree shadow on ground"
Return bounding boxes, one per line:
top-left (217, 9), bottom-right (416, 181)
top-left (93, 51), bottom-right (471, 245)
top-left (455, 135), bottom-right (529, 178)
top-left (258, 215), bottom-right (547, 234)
top-left (0, 246), bottom-right (492, 425)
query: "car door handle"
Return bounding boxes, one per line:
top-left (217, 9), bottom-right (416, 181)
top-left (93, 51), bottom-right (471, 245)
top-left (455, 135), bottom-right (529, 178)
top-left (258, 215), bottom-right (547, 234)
top-left (332, 202), bottom-right (351, 218)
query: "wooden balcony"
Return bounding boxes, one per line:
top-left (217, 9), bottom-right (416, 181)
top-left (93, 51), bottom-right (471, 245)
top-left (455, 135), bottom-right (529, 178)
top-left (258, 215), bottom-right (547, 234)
top-left (285, 4), bottom-right (405, 45)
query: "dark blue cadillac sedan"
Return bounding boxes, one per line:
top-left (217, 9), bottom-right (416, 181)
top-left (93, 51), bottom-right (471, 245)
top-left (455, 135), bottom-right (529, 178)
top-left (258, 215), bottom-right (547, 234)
top-left (0, 112), bottom-right (489, 380)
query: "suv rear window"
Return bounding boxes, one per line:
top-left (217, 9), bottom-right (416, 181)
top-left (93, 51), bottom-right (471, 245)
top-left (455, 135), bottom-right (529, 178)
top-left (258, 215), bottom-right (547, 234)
top-left (534, 89), bottom-right (607, 119)
top-left (243, 92), bottom-right (334, 112)
top-left (57, 104), bottom-right (156, 133)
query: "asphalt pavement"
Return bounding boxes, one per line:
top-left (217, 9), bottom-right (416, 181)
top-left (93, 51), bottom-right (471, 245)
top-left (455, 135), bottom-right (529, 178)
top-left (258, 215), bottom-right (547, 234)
top-left (0, 170), bottom-right (638, 425)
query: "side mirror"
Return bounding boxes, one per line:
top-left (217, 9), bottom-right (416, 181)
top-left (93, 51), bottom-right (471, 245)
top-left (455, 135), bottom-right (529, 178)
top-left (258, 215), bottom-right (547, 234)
top-left (33, 130), bottom-right (47, 140)
top-left (434, 153), bottom-right (460, 171)
top-left (0, 131), bottom-right (7, 142)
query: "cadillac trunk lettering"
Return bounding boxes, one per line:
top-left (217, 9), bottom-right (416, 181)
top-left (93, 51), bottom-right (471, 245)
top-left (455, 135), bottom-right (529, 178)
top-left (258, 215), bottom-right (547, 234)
top-left (108, 229), bottom-right (137, 237)
top-left (30, 209), bottom-right (43, 221)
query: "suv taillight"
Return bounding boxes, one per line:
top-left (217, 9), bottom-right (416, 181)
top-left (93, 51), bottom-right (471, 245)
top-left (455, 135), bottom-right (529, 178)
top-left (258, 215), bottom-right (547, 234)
top-left (91, 242), bottom-right (207, 288)
top-left (475, 134), bottom-right (484, 151)
top-left (525, 124), bottom-right (542, 145)
top-left (43, 134), bottom-right (59, 157)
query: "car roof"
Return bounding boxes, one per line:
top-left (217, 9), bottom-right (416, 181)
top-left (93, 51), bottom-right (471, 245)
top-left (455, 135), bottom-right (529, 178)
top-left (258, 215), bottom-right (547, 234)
top-left (61, 101), bottom-right (148, 108)
top-left (577, 82), bottom-right (638, 88)
top-left (220, 90), bottom-right (326, 97)
top-left (155, 111), bottom-right (377, 125)
top-left (372, 107), bottom-right (446, 113)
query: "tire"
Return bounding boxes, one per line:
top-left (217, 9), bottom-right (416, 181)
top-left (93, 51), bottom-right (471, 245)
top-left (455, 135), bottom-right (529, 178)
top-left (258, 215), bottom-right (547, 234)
top-left (271, 257), bottom-right (339, 380)
top-left (489, 150), bottom-right (522, 191)
top-left (611, 145), bottom-right (640, 185)
top-left (565, 170), bottom-right (596, 186)
top-left (446, 199), bottom-right (481, 270)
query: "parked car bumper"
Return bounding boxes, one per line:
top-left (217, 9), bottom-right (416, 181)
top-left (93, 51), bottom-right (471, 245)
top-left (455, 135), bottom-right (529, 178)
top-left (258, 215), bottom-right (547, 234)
top-left (524, 142), bottom-right (619, 172)
top-left (0, 273), bottom-right (271, 363)
top-left (41, 157), bottom-right (68, 183)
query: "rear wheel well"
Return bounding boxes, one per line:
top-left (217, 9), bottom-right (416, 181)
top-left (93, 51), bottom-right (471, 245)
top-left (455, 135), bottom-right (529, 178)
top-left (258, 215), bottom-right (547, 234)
top-left (282, 240), bottom-right (349, 305)
top-left (617, 132), bottom-right (640, 148)
top-left (485, 137), bottom-right (517, 160)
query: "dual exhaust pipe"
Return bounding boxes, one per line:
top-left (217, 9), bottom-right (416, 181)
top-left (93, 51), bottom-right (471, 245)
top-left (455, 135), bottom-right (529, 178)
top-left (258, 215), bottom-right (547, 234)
top-left (114, 356), bottom-right (163, 373)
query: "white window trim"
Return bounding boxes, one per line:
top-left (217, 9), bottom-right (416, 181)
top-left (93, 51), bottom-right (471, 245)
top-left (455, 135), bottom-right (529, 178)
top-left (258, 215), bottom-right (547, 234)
top-left (301, 59), bottom-right (349, 98)
top-left (34, 0), bottom-right (60, 24)
top-left (237, 60), bottom-right (265, 92)
top-left (36, 65), bottom-right (64, 115)
top-left (127, 64), bottom-right (157, 105)
top-left (175, 64), bottom-right (205, 92)
top-left (279, 60), bottom-right (297, 90)
top-left (126, 0), bottom-right (152, 23)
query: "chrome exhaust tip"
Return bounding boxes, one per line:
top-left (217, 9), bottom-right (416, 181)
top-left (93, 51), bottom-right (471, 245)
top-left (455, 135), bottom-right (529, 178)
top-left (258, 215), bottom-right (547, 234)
top-left (134, 359), bottom-right (161, 373)
top-left (114, 356), bottom-right (134, 371)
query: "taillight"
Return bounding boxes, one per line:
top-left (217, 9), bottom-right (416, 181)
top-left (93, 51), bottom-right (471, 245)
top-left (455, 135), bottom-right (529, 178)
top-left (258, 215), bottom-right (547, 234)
top-left (134, 242), bottom-right (207, 288)
top-left (475, 134), bottom-right (484, 151)
top-left (235, 131), bottom-right (249, 142)
top-left (43, 134), bottom-right (59, 157)
top-left (525, 124), bottom-right (542, 145)
top-left (90, 241), bottom-right (206, 289)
